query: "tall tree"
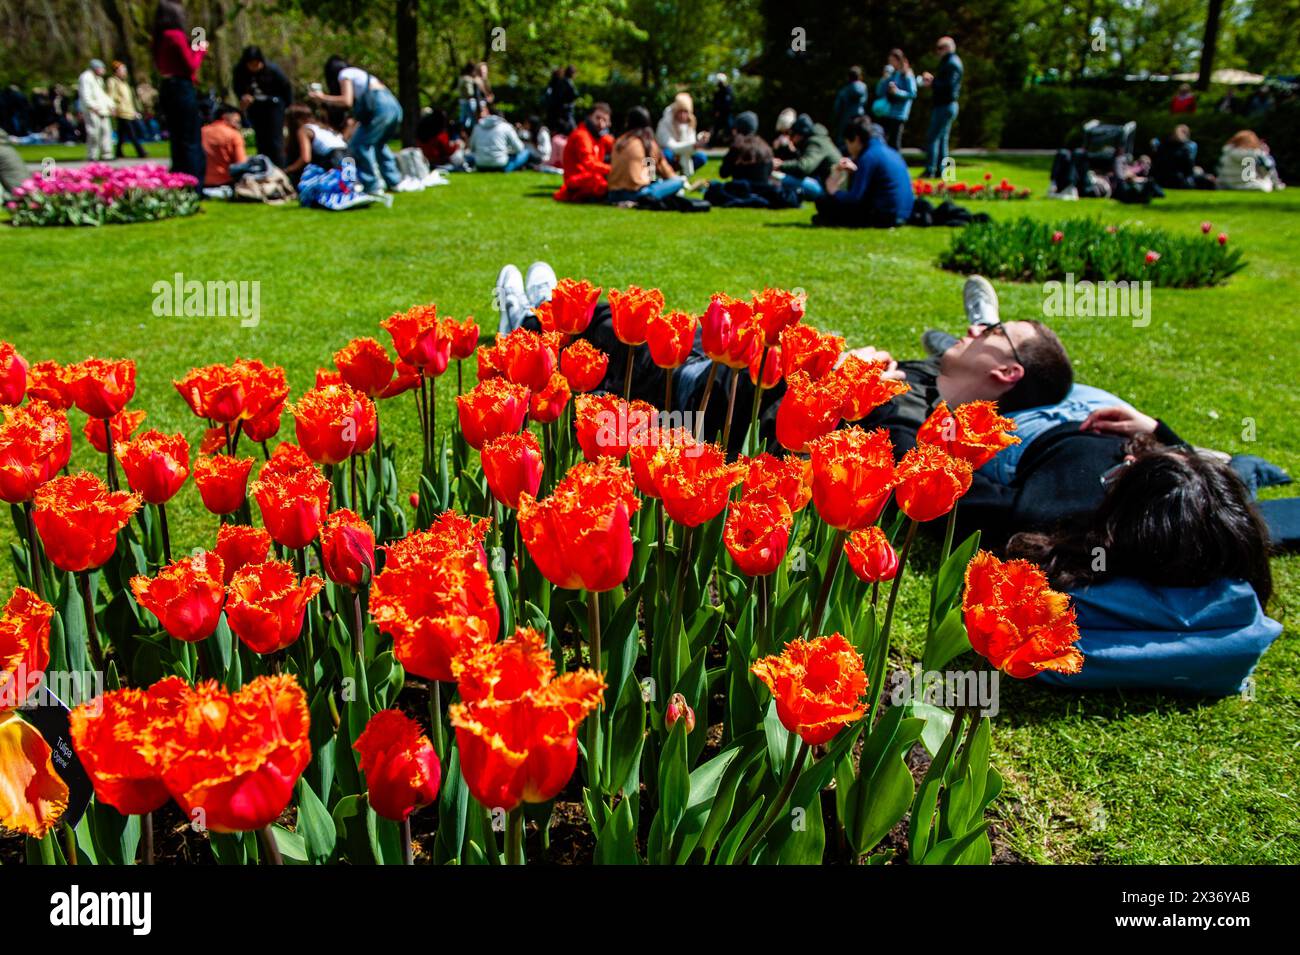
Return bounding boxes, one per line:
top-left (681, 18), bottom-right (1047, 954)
top-left (1198, 0), bottom-right (1224, 89)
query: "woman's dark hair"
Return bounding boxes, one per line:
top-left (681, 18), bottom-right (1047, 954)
top-left (286, 103), bottom-right (314, 138)
top-left (152, 0), bottom-right (187, 49)
top-left (619, 106), bottom-right (655, 154)
top-left (324, 55), bottom-right (348, 95)
top-left (238, 46), bottom-right (265, 68)
top-left (1008, 438), bottom-right (1273, 604)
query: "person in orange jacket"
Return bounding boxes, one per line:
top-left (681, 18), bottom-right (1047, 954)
top-left (553, 102), bottom-right (613, 202)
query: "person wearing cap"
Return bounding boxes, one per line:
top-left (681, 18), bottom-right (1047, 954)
top-left (719, 111), bottom-right (773, 184)
top-left (656, 92), bottom-right (709, 178)
top-left (771, 107), bottom-right (798, 160)
top-left (108, 61), bottom-right (147, 159)
top-left (771, 112), bottom-right (841, 198)
top-left (709, 73), bottom-right (734, 148)
top-left (77, 59), bottom-right (114, 161)
top-left (920, 35), bottom-right (963, 177)
top-left (812, 116), bottom-right (913, 228)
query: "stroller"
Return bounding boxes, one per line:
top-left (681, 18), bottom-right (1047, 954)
top-left (1048, 119), bottom-right (1161, 204)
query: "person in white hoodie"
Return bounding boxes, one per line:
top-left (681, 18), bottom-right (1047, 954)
top-left (468, 103), bottom-right (528, 171)
top-left (655, 92), bottom-right (709, 178)
top-left (78, 59), bottom-right (114, 161)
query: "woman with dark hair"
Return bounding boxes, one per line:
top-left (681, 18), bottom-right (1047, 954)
top-left (1007, 415), bottom-right (1280, 697)
top-left (152, 0), bottom-right (206, 185)
top-left (872, 49), bottom-right (916, 151)
top-left (233, 45), bottom-right (293, 167)
top-left (308, 55), bottom-right (405, 195)
top-left (605, 105), bottom-right (686, 204)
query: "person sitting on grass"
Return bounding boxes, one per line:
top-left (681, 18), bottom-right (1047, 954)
top-left (771, 112), bottom-right (841, 199)
top-left (655, 92), bottom-right (709, 178)
top-left (1216, 130), bottom-right (1286, 192)
top-left (1008, 440), bottom-right (1280, 697)
top-left (467, 102), bottom-right (529, 172)
top-left (415, 107), bottom-right (468, 172)
top-left (719, 111), bottom-right (774, 183)
top-left (284, 103), bottom-right (348, 179)
top-left (605, 106), bottom-right (686, 206)
top-left (811, 117), bottom-right (914, 228)
top-left (1151, 124), bottom-right (1215, 190)
top-left (201, 103), bottom-right (247, 188)
top-left (553, 102), bottom-right (613, 203)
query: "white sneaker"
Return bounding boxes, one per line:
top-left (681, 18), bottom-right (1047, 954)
top-left (495, 264), bottom-right (528, 335)
top-left (523, 261), bottom-right (558, 309)
top-left (392, 177), bottom-right (424, 193)
top-left (962, 275), bottom-right (1000, 328)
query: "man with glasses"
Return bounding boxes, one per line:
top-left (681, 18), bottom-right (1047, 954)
top-left (919, 36), bottom-right (962, 179)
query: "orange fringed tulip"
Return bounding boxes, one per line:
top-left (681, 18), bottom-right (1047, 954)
top-left (482, 432), bottom-right (544, 509)
top-left (724, 497), bottom-right (793, 576)
top-left (649, 442), bottom-right (743, 527)
top-left (381, 304), bottom-right (452, 376)
top-left (0, 401), bottom-right (72, 504)
top-left (751, 287), bottom-right (806, 346)
top-left (449, 628), bottom-right (605, 811)
top-left (25, 361), bottom-right (74, 410)
top-left (250, 463), bottom-right (331, 550)
top-left (629, 425), bottom-right (695, 497)
top-left (917, 400), bottom-right (1019, 470)
top-left (291, 383), bottom-right (378, 465)
top-left (844, 526), bottom-right (899, 583)
top-left (529, 371), bottom-right (571, 425)
top-left (115, 429), bottom-right (190, 504)
top-left (213, 524), bottom-right (272, 585)
top-left (236, 358), bottom-right (290, 442)
top-left (497, 328), bottom-right (557, 392)
top-left (33, 473), bottom-right (140, 572)
top-left (779, 323), bottom-right (843, 380)
top-left (751, 634), bottom-right (868, 745)
top-left (518, 458), bottom-right (640, 592)
top-left (963, 551), bottom-right (1084, 678)
top-left (456, 377), bottom-right (530, 450)
top-left (748, 342), bottom-right (784, 389)
top-left (68, 357), bottom-right (136, 420)
top-left (646, 309), bottom-right (697, 369)
top-left (701, 293), bottom-right (761, 368)
top-left (193, 454), bottom-right (254, 515)
top-left (776, 370), bottom-right (845, 452)
top-left (560, 338), bottom-right (609, 393)
top-left (448, 316), bottom-right (480, 361)
top-left (894, 444), bottom-right (973, 523)
top-left (68, 676), bottom-right (191, 816)
top-left (0, 709), bottom-right (68, 837)
top-left (225, 560), bottom-right (324, 654)
top-left (574, 395), bottom-right (655, 461)
top-left (547, 278), bottom-right (602, 336)
top-left (161, 674), bottom-right (311, 833)
top-left (808, 427), bottom-right (898, 531)
top-left (131, 553), bottom-right (226, 642)
top-left (173, 364), bottom-right (246, 423)
top-left (608, 285), bottom-right (664, 346)
top-left (354, 709), bottom-right (441, 822)
top-left (0, 587), bottom-right (52, 707)
top-left (741, 452), bottom-right (812, 513)
top-left (334, 337), bottom-right (396, 398)
top-left (83, 407), bottom-right (146, 454)
top-left (0, 343), bottom-right (28, 407)
top-left (370, 520), bottom-right (499, 683)
top-left (833, 355), bottom-right (910, 422)
top-left (321, 509), bottom-right (376, 589)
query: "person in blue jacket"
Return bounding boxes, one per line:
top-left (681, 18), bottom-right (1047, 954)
top-left (812, 117), bottom-right (914, 228)
top-left (872, 49), bottom-right (916, 151)
top-left (1008, 437), bottom-right (1280, 697)
top-left (832, 66), bottom-right (868, 146)
top-left (920, 36), bottom-right (962, 178)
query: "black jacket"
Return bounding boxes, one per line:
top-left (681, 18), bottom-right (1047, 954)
top-left (233, 62), bottom-right (293, 106)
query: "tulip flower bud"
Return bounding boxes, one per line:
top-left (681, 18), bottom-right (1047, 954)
top-left (665, 693), bottom-right (695, 733)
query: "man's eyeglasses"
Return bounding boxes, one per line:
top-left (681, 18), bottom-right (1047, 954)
top-left (980, 320), bottom-right (1025, 369)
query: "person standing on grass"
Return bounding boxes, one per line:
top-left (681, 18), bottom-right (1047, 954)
top-left (310, 56), bottom-right (406, 196)
top-left (77, 59), bottom-right (114, 161)
top-left (605, 106), bottom-right (686, 205)
top-left (233, 45), bottom-right (292, 168)
top-left (107, 61), bottom-right (147, 159)
top-left (553, 102), bottom-right (613, 202)
top-left (544, 65), bottom-right (578, 134)
top-left (152, 0), bottom-right (206, 185)
top-left (710, 73), bottom-right (734, 148)
top-left (832, 66), bottom-right (868, 144)
top-left (920, 35), bottom-right (962, 178)
top-left (457, 63), bottom-right (481, 133)
top-left (873, 49), bottom-right (916, 151)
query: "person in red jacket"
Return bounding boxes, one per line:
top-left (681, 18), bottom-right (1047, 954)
top-left (554, 102), bottom-right (612, 202)
top-left (152, 0), bottom-right (207, 186)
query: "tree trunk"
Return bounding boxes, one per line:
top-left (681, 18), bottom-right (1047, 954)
top-left (1197, 0), bottom-right (1224, 91)
top-left (396, 0), bottom-right (420, 146)
top-left (99, 0), bottom-right (134, 72)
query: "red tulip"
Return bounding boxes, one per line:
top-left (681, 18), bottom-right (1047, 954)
top-left (528, 371), bottom-right (571, 425)
top-left (608, 286), bottom-right (664, 346)
top-left (646, 309), bottom-right (697, 369)
top-left (724, 497), bottom-right (792, 576)
top-left (173, 364), bottom-right (246, 423)
top-left (192, 454), bottom-right (254, 515)
top-left (33, 473), bottom-right (140, 572)
top-left (354, 709), bottom-right (441, 822)
top-left (546, 278), bottom-right (602, 336)
top-left (844, 526), bottom-right (898, 583)
top-left (250, 462), bottom-right (331, 550)
top-left (213, 524), bottom-right (271, 585)
top-left (456, 378), bottom-right (530, 450)
top-left (68, 357), bottom-right (136, 420)
top-left (0, 343), bottom-right (28, 407)
top-left (560, 339), bottom-right (609, 393)
top-left (381, 304), bottom-right (451, 376)
top-left (448, 316), bottom-right (481, 361)
top-left (321, 509), bottom-right (376, 589)
top-left (131, 553), bottom-right (226, 642)
top-left (115, 429), bottom-right (190, 504)
top-left (225, 560), bottom-right (324, 654)
top-left (334, 337), bottom-right (396, 398)
top-left (808, 427), bottom-right (898, 531)
top-left (292, 383), bottom-right (378, 465)
top-left (482, 432), bottom-right (544, 509)
top-left (0, 402), bottom-right (72, 504)
top-left (83, 408), bottom-right (146, 454)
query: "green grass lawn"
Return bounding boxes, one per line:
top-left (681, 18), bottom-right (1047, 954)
top-left (12, 141), bottom-right (172, 163)
top-left (2, 155), bottom-right (1296, 864)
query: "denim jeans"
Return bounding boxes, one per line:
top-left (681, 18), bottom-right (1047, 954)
top-left (349, 87), bottom-right (403, 192)
top-left (663, 147), bottom-right (709, 177)
top-left (924, 102), bottom-right (958, 177)
top-left (160, 77), bottom-right (205, 187)
top-left (794, 176), bottom-right (824, 199)
top-left (607, 177), bottom-right (685, 203)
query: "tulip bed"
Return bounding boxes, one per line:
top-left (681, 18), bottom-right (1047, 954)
top-left (4, 164), bottom-right (200, 228)
top-left (0, 281), bottom-right (1094, 866)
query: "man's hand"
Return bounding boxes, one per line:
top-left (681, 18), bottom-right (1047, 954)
top-left (1080, 406), bottom-right (1158, 437)
top-left (771, 156), bottom-right (783, 170)
top-left (921, 71), bottom-right (934, 86)
top-left (240, 94), bottom-right (253, 109)
top-left (837, 157), bottom-right (857, 172)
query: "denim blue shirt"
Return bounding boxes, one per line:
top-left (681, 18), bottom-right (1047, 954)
top-left (874, 72), bottom-right (916, 121)
top-left (979, 383), bottom-right (1134, 485)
